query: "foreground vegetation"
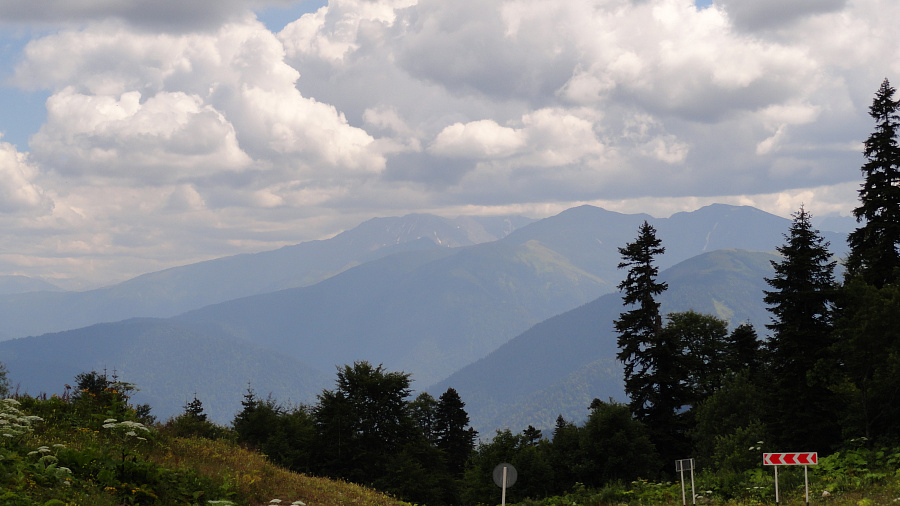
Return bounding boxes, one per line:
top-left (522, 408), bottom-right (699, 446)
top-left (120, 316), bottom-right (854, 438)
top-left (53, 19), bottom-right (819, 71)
top-left (0, 372), bottom-right (409, 506)
top-left (2, 368), bottom-right (898, 506)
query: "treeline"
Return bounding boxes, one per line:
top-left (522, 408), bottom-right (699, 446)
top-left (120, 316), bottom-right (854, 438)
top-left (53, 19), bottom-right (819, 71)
top-left (165, 361), bottom-right (477, 505)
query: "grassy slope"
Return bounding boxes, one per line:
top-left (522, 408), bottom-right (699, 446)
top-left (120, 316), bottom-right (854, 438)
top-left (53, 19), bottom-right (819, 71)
top-left (2, 395), bottom-right (409, 506)
top-left (149, 437), bottom-right (410, 506)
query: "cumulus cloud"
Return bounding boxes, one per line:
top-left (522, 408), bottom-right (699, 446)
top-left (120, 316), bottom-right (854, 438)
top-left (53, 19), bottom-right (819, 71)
top-left (31, 88), bottom-right (251, 182)
top-left (0, 0), bottom-right (896, 283)
top-left (16, 18), bottom-right (384, 186)
top-left (429, 120), bottom-right (525, 159)
top-left (0, 139), bottom-right (52, 214)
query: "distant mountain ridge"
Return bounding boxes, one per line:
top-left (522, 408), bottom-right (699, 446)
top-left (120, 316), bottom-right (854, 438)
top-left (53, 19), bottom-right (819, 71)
top-left (0, 214), bottom-right (533, 340)
top-left (0, 204), bottom-right (849, 426)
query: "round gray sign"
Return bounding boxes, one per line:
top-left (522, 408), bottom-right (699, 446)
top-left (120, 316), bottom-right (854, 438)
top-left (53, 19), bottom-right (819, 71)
top-left (492, 463), bottom-right (517, 488)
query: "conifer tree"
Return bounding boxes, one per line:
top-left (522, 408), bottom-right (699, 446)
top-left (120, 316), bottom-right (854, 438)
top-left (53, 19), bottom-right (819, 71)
top-left (434, 387), bottom-right (477, 478)
top-left (614, 221), bottom-right (668, 423)
top-left (763, 206), bottom-right (839, 450)
top-left (183, 394), bottom-right (207, 422)
top-left (846, 78), bottom-right (900, 288)
top-left (723, 322), bottom-right (762, 374)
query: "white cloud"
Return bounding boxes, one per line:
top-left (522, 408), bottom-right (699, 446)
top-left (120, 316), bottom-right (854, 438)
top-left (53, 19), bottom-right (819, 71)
top-left (0, 139), bottom-right (52, 213)
top-left (31, 88), bottom-right (251, 182)
top-left (16, 18), bottom-right (384, 184)
top-left (429, 120), bottom-right (525, 159)
top-left (0, 0), bottom-right (896, 284)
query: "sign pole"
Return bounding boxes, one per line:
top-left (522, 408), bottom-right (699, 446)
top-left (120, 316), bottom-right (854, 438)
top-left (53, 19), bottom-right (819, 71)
top-left (774, 465), bottom-right (779, 505)
top-left (804, 465), bottom-right (809, 506)
top-left (501, 465), bottom-right (507, 506)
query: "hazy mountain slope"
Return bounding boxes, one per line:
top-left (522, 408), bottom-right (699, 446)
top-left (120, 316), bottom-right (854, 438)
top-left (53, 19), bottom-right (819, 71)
top-left (0, 318), bottom-right (331, 424)
top-left (173, 237), bottom-right (612, 387)
top-left (0, 214), bottom-right (531, 340)
top-left (431, 249), bottom-right (779, 435)
top-left (0, 205), bottom-right (845, 426)
top-left (0, 275), bottom-right (61, 295)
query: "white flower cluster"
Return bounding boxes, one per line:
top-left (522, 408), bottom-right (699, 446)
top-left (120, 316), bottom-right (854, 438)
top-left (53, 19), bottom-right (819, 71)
top-left (101, 418), bottom-right (150, 441)
top-left (0, 398), bottom-right (43, 442)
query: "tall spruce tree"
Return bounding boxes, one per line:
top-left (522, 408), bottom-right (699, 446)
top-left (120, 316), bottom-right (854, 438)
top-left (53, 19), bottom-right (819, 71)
top-left (763, 206), bottom-right (839, 451)
top-left (846, 78), bottom-right (900, 288)
top-left (832, 78), bottom-right (900, 444)
top-left (434, 387), bottom-right (476, 478)
top-left (614, 221), bottom-right (673, 426)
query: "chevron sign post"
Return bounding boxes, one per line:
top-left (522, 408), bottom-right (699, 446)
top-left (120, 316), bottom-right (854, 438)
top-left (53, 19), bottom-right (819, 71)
top-left (764, 452), bottom-right (818, 466)
top-left (764, 452), bottom-right (818, 505)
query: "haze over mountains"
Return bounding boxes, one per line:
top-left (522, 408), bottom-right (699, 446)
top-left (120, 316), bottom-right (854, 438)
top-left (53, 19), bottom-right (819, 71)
top-left (0, 204), bottom-right (849, 431)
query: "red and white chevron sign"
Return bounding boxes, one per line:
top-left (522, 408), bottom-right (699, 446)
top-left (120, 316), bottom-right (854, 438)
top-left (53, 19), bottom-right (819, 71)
top-left (763, 452), bottom-right (818, 466)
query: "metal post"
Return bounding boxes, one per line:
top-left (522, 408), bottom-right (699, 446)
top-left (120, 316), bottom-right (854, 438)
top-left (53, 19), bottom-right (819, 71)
top-left (680, 467), bottom-right (686, 505)
top-left (774, 465), bottom-right (780, 505)
top-left (805, 465), bottom-right (809, 506)
top-left (502, 465), bottom-right (507, 506)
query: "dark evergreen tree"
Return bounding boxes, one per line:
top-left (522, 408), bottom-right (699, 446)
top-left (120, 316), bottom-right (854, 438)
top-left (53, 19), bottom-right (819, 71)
top-left (846, 78), bottom-right (900, 288)
top-left (434, 387), bottom-right (476, 478)
top-left (522, 425), bottom-right (542, 446)
top-left (183, 394), bottom-right (207, 422)
top-left (614, 221), bottom-right (668, 423)
top-left (232, 387), bottom-right (282, 449)
top-left (763, 206), bottom-right (839, 451)
top-left (723, 322), bottom-right (763, 374)
top-left (549, 415), bottom-right (580, 494)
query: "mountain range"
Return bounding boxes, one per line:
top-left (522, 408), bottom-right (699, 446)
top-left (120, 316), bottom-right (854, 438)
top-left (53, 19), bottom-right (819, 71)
top-left (0, 204), bottom-right (850, 431)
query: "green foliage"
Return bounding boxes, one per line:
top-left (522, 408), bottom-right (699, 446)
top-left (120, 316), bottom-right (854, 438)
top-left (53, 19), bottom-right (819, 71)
top-left (763, 206), bottom-right (840, 451)
top-left (578, 399), bottom-right (660, 486)
top-left (0, 387), bottom-right (234, 505)
top-left (846, 78), bottom-right (900, 288)
top-left (0, 360), bottom-right (10, 399)
top-left (614, 222), bottom-right (675, 451)
top-left (832, 278), bottom-right (900, 443)
top-left (435, 387), bottom-right (478, 479)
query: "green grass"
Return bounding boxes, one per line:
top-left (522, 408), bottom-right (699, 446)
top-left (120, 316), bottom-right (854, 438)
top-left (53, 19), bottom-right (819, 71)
top-left (0, 395), bottom-right (411, 506)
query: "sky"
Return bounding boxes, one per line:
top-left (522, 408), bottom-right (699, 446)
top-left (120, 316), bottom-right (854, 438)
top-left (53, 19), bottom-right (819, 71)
top-left (0, 0), bottom-right (895, 288)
